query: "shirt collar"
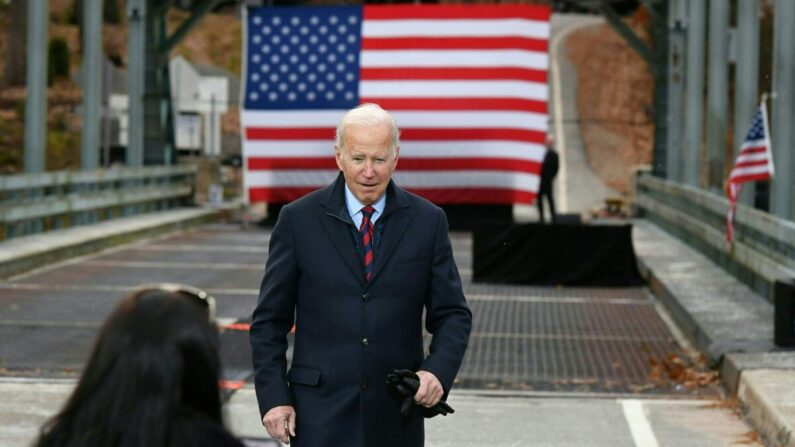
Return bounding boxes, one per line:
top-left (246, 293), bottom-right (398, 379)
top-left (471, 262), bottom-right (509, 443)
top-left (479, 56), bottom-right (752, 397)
top-left (344, 183), bottom-right (386, 218)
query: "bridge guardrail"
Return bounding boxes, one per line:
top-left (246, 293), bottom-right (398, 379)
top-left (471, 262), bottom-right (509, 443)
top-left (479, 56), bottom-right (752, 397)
top-left (635, 170), bottom-right (795, 302)
top-left (0, 164), bottom-right (196, 241)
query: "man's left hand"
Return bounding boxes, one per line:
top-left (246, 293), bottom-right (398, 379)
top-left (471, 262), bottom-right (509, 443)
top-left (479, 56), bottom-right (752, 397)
top-left (413, 370), bottom-right (443, 407)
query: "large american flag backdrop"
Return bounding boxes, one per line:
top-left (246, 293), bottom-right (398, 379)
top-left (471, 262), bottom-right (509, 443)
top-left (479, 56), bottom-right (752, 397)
top-left (241, 4), bottom-right (550, 204)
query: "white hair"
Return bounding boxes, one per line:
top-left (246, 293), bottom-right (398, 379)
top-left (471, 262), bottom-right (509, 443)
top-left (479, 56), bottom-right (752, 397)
top-left (335, 103), bottom-right (400, 151)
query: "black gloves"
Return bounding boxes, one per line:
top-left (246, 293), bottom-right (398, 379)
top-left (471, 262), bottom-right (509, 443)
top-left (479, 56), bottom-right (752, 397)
top-left (385, 369), bottom-right (455, 426)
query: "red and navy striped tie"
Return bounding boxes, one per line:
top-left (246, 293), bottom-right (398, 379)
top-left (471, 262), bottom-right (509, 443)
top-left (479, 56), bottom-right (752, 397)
top-left (359, 206), bottom-right (375, 282)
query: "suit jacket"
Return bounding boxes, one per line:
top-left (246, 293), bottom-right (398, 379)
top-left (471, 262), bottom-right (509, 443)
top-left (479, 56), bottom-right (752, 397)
top-left (250, 173), bottom-right (472, 447)
top-left (540, 149), bottom-right (559, 191)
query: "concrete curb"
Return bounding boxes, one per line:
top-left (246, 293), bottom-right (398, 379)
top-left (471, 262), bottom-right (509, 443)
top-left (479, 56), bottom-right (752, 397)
top-left (722, 352), bottom-right (795, 395)
top-left (0, 208), bottom-right (225, 280)
top-left (633, 220), bottom-right (774, 367)
top-left (635, 255), bottom-right (712, 360)
top-left (738, 370), bottom-right (795, 447)
top-left (634, 219), bottom-right (795, 447)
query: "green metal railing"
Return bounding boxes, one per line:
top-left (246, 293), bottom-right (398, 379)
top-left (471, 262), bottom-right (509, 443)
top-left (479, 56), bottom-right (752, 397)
top-left (635, 171), bottom-right (795, 301)
top-left (0, 165), bottom-right (196, 241)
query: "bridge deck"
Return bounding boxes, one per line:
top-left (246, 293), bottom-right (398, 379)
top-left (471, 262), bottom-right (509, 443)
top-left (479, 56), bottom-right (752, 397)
top-left (0, 224), bottom-right (715, 398)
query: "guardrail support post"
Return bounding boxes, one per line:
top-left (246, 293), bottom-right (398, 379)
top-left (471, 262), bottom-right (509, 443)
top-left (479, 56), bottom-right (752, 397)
top-left (771, 0), bottom-right (795, 220)
top-left (24, 0), bottom-right (48, 173)
top-left (734, 0), bottom-right (760, 206)
top-left (706, 0), bottom-right (729, 193)
top-left (774, 279), bottom-right (795, 347)
top-left (81, 1), bottom-right (103, 169)
top-left (683, 0), bottom-right (706, 188)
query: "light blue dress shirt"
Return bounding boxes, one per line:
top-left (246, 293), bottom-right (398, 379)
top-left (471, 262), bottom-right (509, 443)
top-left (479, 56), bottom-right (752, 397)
top-left (344, 184), bottom-right (386, 229)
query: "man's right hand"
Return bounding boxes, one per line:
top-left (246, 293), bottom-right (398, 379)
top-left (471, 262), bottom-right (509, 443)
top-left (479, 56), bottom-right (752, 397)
top-left (262, 405), bottom-right (296, 444)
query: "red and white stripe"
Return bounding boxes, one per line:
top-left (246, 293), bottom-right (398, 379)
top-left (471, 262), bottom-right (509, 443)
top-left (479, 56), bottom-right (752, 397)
top-left (727, 145), bottom-right (774, 185)
top-left (728, 102), bottom-right (774, 189)
top-left (725, 102), bottom-right (774, 245)
top-left (243, 4), bottom-right (550, 204)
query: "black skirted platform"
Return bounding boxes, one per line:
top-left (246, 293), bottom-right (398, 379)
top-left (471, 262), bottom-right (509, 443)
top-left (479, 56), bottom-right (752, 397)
top-left (473, 222), bottom-right (644, 287)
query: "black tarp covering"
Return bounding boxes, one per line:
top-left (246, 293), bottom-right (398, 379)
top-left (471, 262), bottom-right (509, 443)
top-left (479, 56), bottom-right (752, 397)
top-left (472, 223), bottom-right (644, 287)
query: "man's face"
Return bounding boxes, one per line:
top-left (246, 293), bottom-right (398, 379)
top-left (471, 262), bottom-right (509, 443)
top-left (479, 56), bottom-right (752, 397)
top-left (335, 123), bottom-right (399, 206)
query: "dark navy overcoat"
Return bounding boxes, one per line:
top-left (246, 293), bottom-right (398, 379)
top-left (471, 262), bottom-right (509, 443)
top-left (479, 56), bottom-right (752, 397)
top-left (250, 174), bottom-right (472, 447)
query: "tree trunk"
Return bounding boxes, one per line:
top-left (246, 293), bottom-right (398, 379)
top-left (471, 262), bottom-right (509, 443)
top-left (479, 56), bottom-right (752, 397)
top-left (3, 0), bottom-right (27, 86)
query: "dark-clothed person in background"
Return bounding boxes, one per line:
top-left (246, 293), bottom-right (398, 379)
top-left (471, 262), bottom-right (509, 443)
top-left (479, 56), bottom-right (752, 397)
top-left (35, 285), bottom-right (243, 447)
top-left (538, 136), bottom-right (559, 223)
top-left (250, 103), bottom-right (472, 447)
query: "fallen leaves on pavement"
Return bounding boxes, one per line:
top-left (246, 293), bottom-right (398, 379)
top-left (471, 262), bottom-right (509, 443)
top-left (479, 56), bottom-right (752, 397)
top-left (648, 353), bottom-right (719, 388)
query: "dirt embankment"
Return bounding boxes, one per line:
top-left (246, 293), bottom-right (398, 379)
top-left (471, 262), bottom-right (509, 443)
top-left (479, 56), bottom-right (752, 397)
top-left (565, 15), bottom-right (654, 193)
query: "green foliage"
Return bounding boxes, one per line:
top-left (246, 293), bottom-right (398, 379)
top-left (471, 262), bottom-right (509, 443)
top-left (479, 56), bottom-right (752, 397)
top-left (48, 38), bottom-right (71, 86)
top-left (0, 116), bottom-right (23, 174)
top-left (69, 0), bottom-right (83, 25)
top-left (226, 53), bottom-right (241, 76)
top-left (70, 0), bottom-right (121, 25)
top-left (104, 0), bottom-right (121, 24)
top-left (14, 100), bottom-right (25, 121)
top-left (0, 149), bottom-right (22, 173)
top-left (108, 53), bottom-right (124, 67)
top-left (46, 130), bottom-right (81, 171)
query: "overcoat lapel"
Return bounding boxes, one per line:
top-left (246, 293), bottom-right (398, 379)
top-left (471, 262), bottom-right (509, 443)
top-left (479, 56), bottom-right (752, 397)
top-left (318, 174), bottom-right (366, 287)
top-left (370, 182), bottom-right (412, 284)
top-left (317, 175), bottom-right (413, 288)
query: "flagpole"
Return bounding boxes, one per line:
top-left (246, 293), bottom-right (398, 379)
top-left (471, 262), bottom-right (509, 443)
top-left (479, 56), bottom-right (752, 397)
top-left (240, 4), bottom-right (250, 210)
top-left (760, 93), bottom-right (775, 177)
top-left (725, 92), bottom-right (775, 247)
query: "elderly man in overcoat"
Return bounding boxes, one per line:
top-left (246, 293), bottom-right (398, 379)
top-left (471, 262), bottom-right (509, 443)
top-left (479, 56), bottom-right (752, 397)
top-left (250, 103), bottom-right (472, 447)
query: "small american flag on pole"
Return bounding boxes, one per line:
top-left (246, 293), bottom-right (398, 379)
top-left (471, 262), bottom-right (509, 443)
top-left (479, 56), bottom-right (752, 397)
top-left (241, 4), bottom-right (550, 205)
top-left (725, 100), bottom-right (774, 244)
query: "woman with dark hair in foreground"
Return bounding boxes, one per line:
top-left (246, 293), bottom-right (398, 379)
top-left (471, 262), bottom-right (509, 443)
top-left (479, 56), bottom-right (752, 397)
top-left (35, 286), bottom-right (244, 447)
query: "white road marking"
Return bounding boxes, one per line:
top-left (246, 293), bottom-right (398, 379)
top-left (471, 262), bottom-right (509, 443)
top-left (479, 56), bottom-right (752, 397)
top-left (0, 317), bottom-right (240, 329)
top-left (81, 260), bottom-right (262, 270)
top-left (0, 283), bottom-right (259, 295)
top-left (471, 332), bottom-right (666, 342)
top-left (454, 388), bottom-right (716, 401)
top-left (621, 399), bottom-right (660, 447)
top-left (2, 229), bottom-right (203, 281)
top-left (0, 319), bottom-right (101, 328)
top-left (2, 283), bottom-right (649, 306)
top-left (217, 317), bottom-right (239, 327)
top-left (466, 294), bottom-right (650, 305)
top-left (135, 244), bottom-right (265, 253)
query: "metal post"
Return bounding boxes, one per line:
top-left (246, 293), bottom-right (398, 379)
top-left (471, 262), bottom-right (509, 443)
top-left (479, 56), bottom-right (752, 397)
top-left (160, 17), bottom-right (175, 166)
top-left (81, 0), bottom-right (103, 170)
top-left (102, 59), bottom-right (112, 166)
top-left (774, 279), bottom-right (795, 347)
top-left (211, 94), bottom-right (217, 156)
top-left (126, 0), bottom-right (146, 166)
top-left (683, 0), bottom-right (705, 188)
top-left (204, 99), bottom-right (212, 156)
top-left (666, 0), bottom-right (686, 182)
top-left (772, 0), bottom-right (795, 219)
top-left (706, 0), bottom-right (729, 193)
top-left (24, 0), bottom-right (48, 173)
top-left (143, 13), bottom-right (167, 166)
top-left (734, 0), bottom-right (760, 206)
